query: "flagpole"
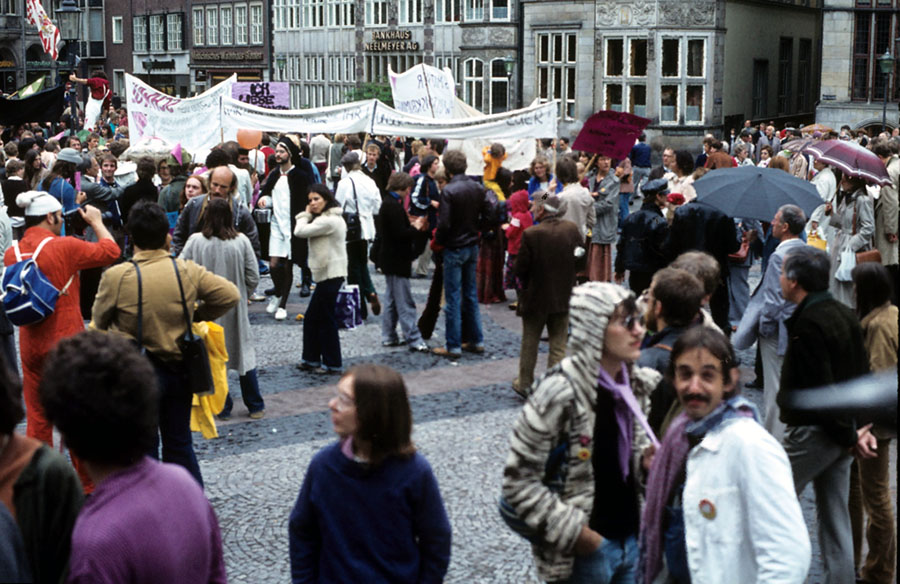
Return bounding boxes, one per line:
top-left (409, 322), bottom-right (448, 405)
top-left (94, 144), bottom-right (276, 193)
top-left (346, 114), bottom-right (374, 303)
top-left (420, 63), bottom-right (436, 118)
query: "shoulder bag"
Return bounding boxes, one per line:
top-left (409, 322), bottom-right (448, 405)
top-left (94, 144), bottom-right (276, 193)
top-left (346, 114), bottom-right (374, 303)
top-left (132, 259), bottom-right (215, 396)
top-left (852, 200), bottom-right (882, 265)
top-left (342, 178), bottom-right (363, 242)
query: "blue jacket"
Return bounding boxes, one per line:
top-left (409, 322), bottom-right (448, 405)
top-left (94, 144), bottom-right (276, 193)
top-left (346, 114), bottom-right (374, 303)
top-left (289, 442), bottom-right (452, 584)
top-left (527, 174), bottom-right (563, 197)
top-left (629, 142), bottom-right (652, 168)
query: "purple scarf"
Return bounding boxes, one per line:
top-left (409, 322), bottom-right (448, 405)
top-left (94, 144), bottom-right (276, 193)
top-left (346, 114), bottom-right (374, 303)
top-left (597, 364), bottom-right (635, 481)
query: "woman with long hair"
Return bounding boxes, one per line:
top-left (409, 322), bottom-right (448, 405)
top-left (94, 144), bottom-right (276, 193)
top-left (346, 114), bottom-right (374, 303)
top-left (289, 364), bottom-right (451, 582)
top-left (39, 154), bottom-right (79, 214)
top-left (180, 197), bottom-right (265, 419)
top-left (23, 149), bottom-right (46, 190)
top-left (848, 263), bottom-right (897, 584)
top-left (293, 184), bottom-right (348, 373)
top-left (180, 174), bottom-right (208, 210)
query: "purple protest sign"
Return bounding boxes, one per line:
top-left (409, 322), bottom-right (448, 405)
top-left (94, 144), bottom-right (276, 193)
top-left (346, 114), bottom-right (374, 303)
top-left (572, 110), bottom-right (651, 159)
top-left (231, 82), bottom-right (290, 110)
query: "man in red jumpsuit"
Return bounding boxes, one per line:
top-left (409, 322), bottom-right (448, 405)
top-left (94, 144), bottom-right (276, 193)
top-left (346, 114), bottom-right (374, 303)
top-left (3, 191), bottom-right (120, 488)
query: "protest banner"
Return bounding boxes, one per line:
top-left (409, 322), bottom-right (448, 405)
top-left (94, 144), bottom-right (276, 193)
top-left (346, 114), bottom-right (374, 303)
top-left (125, 73), bottom-right (236, 153)
top-left (371, 100), bottom-right (558, 139)
top-left (231, 82), bottom-right (290, 109)
top-left (219, 96), bottom-right (375, 136)
top-left (571, 110), bottom-right (650, 160)
top-left (388, 64), bottom-right (456, 119)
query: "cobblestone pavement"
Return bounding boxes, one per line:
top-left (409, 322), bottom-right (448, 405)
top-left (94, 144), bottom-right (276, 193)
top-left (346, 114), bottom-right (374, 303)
top-left (197, 266), bottom-right (895, 584)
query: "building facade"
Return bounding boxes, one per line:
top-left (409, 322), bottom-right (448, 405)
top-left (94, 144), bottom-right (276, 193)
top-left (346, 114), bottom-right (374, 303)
top-left (271, 0), bottom-right (518, 112)
top-left (1, 0), bottom-right (105, 95)
top-left (816, 0), bottom-right (898, 132)
top-left (520, 0), bottom-right (823, 143)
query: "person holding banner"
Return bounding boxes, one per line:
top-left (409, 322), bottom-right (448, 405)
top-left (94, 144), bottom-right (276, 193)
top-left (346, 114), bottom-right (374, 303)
top-left (68, 71), bottom-right (111, 130)
top-left (257, 137), bottom-right (311, 320)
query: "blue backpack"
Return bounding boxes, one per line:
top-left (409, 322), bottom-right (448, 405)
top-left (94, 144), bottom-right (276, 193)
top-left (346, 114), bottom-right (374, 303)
top-left (1, 238), bottom-right (75, 326)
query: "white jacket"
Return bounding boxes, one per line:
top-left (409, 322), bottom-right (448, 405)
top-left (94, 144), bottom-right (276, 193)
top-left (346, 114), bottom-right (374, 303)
top-left (293, 207), bottom-right (348, 282)
top-left (683, 417), bottom-right (810, 584)
top-left (334, 170), bottom-right (382, 241)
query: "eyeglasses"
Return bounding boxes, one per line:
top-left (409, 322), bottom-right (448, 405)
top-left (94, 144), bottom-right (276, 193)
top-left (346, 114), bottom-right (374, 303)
top-left (615, 312), bottom-right (643, 331)
top-left (332, 390), bottom-right (354, 412)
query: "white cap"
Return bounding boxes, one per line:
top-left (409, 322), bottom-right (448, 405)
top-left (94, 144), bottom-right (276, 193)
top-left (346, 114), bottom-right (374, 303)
top-left (16, 191), bottom-right (63, 216)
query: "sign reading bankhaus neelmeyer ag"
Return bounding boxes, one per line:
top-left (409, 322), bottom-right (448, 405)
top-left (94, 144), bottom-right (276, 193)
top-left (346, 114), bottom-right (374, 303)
top-left (365, 30), bottom-right (419, 52)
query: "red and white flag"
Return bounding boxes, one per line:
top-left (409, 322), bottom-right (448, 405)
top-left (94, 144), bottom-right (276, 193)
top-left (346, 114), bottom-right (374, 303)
top-left (25, 0), bottom-right (60, 61)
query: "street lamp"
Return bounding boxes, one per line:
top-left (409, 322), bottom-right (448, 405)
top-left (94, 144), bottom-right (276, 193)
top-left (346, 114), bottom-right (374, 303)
top-left (877, 50), bottom-right (893, 134)
top-left (55, 0), bottom-right (83, 132)
top-left (503, 57), bottom-right (514, 112)
top-left (276, 55), bottom-right (286, 81)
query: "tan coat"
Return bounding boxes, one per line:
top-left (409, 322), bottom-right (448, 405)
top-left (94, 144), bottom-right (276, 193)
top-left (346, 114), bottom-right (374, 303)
top-left (875, 155), bottom-right (899, 266)
top-left (91, 249), bottom-right (240, 361)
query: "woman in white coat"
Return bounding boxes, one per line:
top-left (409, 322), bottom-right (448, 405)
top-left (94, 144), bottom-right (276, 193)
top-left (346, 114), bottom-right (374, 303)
top-left (827, 175), bottom-right (874, 308)
top-left (293, 184), bottom-right (348, 374)
top-left (181, 197), bottom-right (265, 419)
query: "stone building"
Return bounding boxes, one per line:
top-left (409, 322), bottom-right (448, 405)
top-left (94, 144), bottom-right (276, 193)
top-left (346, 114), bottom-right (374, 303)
top-left (816, 0), bottom-right (898, 133)
top-left (520, 0), bottom-right (824, 143)
top-left (271, 0), bottom-right (518, 112)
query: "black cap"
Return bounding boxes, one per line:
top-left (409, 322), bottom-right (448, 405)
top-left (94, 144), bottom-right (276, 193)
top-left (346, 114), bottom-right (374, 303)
top-left (642, 177), bottom-right (669, 197)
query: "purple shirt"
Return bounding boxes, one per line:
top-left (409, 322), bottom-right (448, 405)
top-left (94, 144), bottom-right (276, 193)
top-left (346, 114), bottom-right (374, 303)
top-left (67, 457), bottom-right (226, 584)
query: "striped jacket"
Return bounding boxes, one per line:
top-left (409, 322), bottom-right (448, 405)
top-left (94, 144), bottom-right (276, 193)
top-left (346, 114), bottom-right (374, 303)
top-left (502, 282), bottom-right (661, 581)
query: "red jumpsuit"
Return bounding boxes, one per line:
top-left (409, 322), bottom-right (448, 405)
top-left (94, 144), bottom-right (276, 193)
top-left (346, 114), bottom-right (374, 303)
top-left (3, 227), bottom-right (120, 489)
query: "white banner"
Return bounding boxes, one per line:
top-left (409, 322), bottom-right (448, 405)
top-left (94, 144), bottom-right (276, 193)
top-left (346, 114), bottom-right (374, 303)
top-left (371, 100), bottom-right (558, 140)
top-left (219, 96), bottom-right (376, 137)
top-left (125, 74), bottom-right (235, 153)
top-left (388, 64), bottom-right (456, 119)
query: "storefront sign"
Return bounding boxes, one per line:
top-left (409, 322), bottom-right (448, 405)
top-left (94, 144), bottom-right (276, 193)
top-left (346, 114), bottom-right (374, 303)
top-left (232, 82), bottom-right (289, 110)
top-left (365, 30), bottom-right (419, 52)
top-left (193, 50), bottom-right (265, 62)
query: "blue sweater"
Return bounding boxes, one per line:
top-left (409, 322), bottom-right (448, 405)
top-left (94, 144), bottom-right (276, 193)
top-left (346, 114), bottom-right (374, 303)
top-left (289, 442), bottom-right (452, 584)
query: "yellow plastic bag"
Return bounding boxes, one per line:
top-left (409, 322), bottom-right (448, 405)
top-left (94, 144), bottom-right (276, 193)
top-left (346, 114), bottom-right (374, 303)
top-left (189, 321), bottom-right (229, 439)
top-left (808, 232), bottom-right (827, 251)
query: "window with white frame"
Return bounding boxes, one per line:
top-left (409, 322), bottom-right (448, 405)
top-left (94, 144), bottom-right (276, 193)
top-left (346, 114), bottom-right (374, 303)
top-left (113, 70), bottom-right (126, 96)
top-left (0, 0), bottom-right (16, 15)
top-left (365, 0), bottom-right (388, 25)
top-left (537, 32), bottom-right (577, 119)
top-left (490, 59), bottom-right (509, 113)
top-left (149, 15), bottom-right (164, 51)
top-left (287, 0), bottom-right (301, 28)
top-left (133, 16), bottom-right (147, 51)
top-left (658, 36), bottom-right (707, 124)
top-left (112, 16), bottom-right (123, 43)
top-left (167, 13), bottom-right (183, 51)
top-left (491, 0), bottom-right (508, 20)
top-left (399, 0), bottom-right (422, 24)
top-left (206, 7), bottom-right (218, 45)
top-left (250, 3), bottom-right (263, 44)
top-left (192, 8), bottom-right (204, 45)
top-left (463, 58), bottom-right (484, 111)
top-left (220, 6), bottom-right (233, 45)
top-left (436, 0), bottom-right (460, 22)
top-left (273, 0), bottom-right (283, 29)
top-left (602, 36), bottom-right (647, 117)
top-left (235, 5), bottom-right (248, 43)
top-left (328, 0), bottom-right (354, 26)
top-left (465, 0), bottom-right (483, 21)
top-left (305, 0), bottom-right (324, 27)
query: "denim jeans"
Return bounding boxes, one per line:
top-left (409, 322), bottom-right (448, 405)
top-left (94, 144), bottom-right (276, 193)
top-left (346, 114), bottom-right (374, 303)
top-left (557, 535), bottom-right (638, 584)
top-left (220, 368), bottom-right (266, 416)
top-left (442, 244), bottom-right (482, 352)
top-left (302, 277), bottom-right (344, 370)
top-left (150, 360), bottom-right (203, 487)
top-left (618, 193), bottom-right (631, 227)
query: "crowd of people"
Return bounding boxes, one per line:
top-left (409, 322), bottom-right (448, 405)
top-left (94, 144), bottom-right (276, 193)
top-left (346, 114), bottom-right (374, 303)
top-left (0, 103), bottom-right (897, 584)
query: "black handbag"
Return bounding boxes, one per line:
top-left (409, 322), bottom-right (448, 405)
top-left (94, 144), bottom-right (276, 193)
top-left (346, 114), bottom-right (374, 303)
top-left (342, 178), bottom-right (363, 242)
top-left (132, 258), bottom-right (215, 396)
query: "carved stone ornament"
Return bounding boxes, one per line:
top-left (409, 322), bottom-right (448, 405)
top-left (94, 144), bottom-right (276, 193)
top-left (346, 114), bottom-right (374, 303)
top-left (658, 0), bottom-right (715, 27)
top-left (489, 27), bottom-right (514, 45)
top-left (597, 0), bottom-right (658, 28)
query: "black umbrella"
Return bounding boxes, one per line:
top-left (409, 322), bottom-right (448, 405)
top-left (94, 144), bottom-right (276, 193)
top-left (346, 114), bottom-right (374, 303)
top-left (693, 165), bottom-right (823, 222)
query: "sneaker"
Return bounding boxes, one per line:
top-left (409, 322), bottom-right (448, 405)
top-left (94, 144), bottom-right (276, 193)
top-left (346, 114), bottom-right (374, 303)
top-left (296, 362), bottom-right (319, 371)
top-left (299, 284), bottom-right (311, 297)
top-left (461, 342), bottom-right (485, 354)
top-left (249, 410), bottom-right (265, 420)
top-left (266, 296), bottom-right (280, 314)
top-left (250, 291), bottom-right (266, 302)
top-left (382, 339), bottom-right (406, 347)
top-left (432, 347), bottom-right (462, 359)
top-left (409, 343), bottom-right (429, 353)
top-left (274, 308), bottom-right (287, 320)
